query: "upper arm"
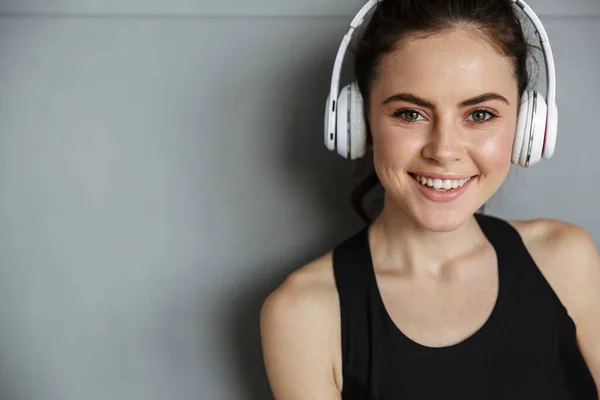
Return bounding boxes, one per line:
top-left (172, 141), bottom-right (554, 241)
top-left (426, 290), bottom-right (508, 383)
top-left (260, 270), bottom-right (341, 400)
top-left (558, 224), bottom-right (600, 393)
top-left (521, 220), bottom-right (600, 392)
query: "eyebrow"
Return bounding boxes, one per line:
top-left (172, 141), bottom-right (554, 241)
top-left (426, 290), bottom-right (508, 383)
top-left (382, 92), bottom-right (511, 108)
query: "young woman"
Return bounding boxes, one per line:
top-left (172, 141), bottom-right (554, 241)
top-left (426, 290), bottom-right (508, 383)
top-left (260, 0), bottom-right (600, 398)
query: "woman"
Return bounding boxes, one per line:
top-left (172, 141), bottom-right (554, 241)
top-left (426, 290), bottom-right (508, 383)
top-left (260, 0), bottom-right (600, 398)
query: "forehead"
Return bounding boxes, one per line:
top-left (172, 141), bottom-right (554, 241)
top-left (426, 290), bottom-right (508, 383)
top-left (372, 28), bottom-right (518, 102)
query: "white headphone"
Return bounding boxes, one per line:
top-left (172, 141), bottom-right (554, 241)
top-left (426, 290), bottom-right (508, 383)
top-left (324, 0), bottom-right (558, 167)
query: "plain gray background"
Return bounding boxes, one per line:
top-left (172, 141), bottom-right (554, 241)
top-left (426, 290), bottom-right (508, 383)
top-left (0, 1), bottom-right (598, 399)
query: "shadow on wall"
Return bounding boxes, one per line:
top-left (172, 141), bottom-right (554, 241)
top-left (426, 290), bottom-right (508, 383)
top-left (217, 42), bottom-right (365, 399)
top-left (0, 373), bottom-right (26, 400)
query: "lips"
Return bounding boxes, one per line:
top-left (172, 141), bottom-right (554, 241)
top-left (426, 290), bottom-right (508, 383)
top-left (409, 172), bottom-right (478, 203)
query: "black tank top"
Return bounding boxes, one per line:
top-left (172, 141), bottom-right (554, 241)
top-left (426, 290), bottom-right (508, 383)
top-left (333, 213), bottom-right (598, 399)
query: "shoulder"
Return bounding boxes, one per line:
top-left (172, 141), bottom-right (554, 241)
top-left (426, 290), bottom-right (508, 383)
top-left (508, 217), bottom-right (597, 256)
top-left (506, 217), bottom-right (600, 319)
top-left (507, 217), bottom-right (599, 271)
top-left (260, 251), bottom-right (343, 396)
top-left (260, 251), bottom-right (339, 328)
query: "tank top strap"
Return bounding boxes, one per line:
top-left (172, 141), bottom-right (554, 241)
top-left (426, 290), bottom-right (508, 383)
top-left (332, 226), bottom-right (382, 388)
top-left (474, 213), bottom-right (521, 256)
top-left (474, 213), bottom-right (567, 317)
top-left (333, 226), bottom-right (373, 288)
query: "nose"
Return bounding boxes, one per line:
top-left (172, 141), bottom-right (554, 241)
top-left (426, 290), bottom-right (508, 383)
top-left (421, 118), bottom-right (464, 165)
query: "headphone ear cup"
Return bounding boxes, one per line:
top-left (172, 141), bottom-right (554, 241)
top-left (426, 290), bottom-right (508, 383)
top-left (335, 82), bottom-right (367, 159)
top-left (348, 81), bottom-right (367, 159)
top-left (335, 84), bottom-right (351, 158)
top-left (513, 91), bottom-right (532, 166)
top-left (526, 91), bottom-right (548, 167)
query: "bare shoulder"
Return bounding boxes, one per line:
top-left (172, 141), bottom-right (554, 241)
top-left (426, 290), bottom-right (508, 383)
top-left (260, 251), bottom-right (339, 329)
top-left (507, 217), bottom-right (599, 268)
top-left (507, 218), bottom-right (600, 319)
top-left (508, 217), bottom-right (596, 252)
top-left (260, 251), bottom-right (343, 398)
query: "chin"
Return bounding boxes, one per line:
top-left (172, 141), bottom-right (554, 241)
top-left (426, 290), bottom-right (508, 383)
top-left (410, 207), bottom-right (474, 233)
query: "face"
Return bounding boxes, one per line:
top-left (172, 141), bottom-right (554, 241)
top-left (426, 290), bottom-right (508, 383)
top-left (368, 28), bottom-right (519, 232)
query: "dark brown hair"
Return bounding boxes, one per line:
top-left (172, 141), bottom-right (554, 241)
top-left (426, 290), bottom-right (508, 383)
top-left (349, 0), bottom-right (535, 222)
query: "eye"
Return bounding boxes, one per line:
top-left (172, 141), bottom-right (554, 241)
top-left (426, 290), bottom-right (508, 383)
top-left (468, 109), bottom-right (498, 123)
top-left (393, 109), bottom-right (425, 122)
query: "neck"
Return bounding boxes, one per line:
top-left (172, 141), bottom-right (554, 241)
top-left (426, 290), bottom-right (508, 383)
top-left (369, 194), bottom-right (487, 277)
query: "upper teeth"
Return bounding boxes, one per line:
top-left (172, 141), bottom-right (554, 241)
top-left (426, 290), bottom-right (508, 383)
top-left (414, 174), bottom-right (472, 190)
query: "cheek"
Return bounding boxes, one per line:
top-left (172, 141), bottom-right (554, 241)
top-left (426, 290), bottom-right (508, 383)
top-left (473, 125), bottom-right (515, 173)
top-left (371, 123), bottom-right (423, 166)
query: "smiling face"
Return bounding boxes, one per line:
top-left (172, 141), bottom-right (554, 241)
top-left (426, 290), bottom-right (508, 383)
top-left (368, 28), bottom-right (520, 232)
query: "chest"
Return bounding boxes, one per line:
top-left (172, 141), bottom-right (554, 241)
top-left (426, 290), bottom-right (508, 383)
top-left (374, 253), bottom-right (498, 348)
top-left (343, 321), bottom-right (577, 400)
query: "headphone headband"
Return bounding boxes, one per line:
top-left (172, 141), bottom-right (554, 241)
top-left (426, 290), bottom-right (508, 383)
top-left (325, 0), bottom-right (558, 159)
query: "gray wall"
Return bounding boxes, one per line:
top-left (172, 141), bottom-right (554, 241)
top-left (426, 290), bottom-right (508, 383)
top-left (0, 1), bottom-right (598, 399)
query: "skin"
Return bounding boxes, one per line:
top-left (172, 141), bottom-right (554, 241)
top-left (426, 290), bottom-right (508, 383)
top-left (260, 27), bottom-right (600, 399)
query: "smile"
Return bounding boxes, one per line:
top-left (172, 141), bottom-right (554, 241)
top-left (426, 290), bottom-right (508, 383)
top-left (411, 174), bottom-right (473, 191)
top-left (408, 173), bottom-right (478, 202)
